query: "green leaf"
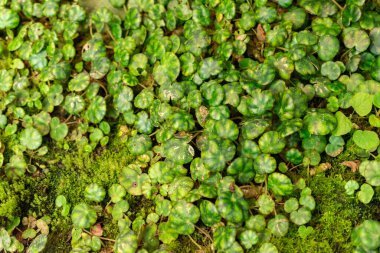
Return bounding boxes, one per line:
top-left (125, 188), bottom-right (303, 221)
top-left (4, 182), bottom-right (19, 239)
top-left (373, 92), bottom-right (380, 108)
top-left (268, 214), bottom-right (289, 237)
top-left (350, 92), bottom-right (373, 116)
top-left (198, 57), bottom-right (223, 80)
top-left (26, 234), bottom-right (47, 253)
top-left (20, 127), bottom-right (42, 150)
top-left (357, 183), bottom-right (374, 204)
top-left (216, 191), bottom-right (249, 223)
top-left (71, 203), bottom-right (97, 229)
top-left (214, 226), bottom-right (236, 251)
top-left (254, 154), bottom-right (277, 175)
top-left (127, 134), bottom-right (152, 155)
top-left (85, 96), bottom-right (106, 124)
top-left (342, 28), bottom-right (370, 53)
top-left (345, 180), bottom-right (359, 195)
top-left (239, 230), bottom-right (258, 249)
top-left (153, 52), bottom-right (180, 85)
top-left (268, 173), bottom-right (293, 196)
top-left (200, 200), bottom-right (221, 227)
top-left (342, 5), bottom-right (361, 27)
top-left (312, 17), bottom-right (341, 36)
top-left (168, 176), bottom-right (194, 201)
top-left (257, 194), bottom-right (275, 215)
top-left (161, 139), bottom-right (194, 165)
top-left (50, 117), bottom-right (68, 141)
top-left (68, 72), bottom-right (90, 92)
top-left (119, 165), bottom-right (151, 196)
top-left (55, 195), bottom-right (67, 208)
top-left (109, 184), bottom-right (126, 203)
top-left (284, 198), bottom-right (299, 213)
top-left (332, 111), bottom-right (352, 136)
top-left (84, 183), bottom-right (106, 202)
top-left (359, 160), bottom-right (380, 186)
top-left (290, 207), bottom-right (311, 225)
top-left (114, 231), bottom-right (138, 253)
top-left (353, 130), bottom-right (379, 151)
top-left (64, 94), bottom-right (85, 115)
top-left (304, 110), bottom-right (337, 135)
top-left (168, 200), bottom-right (200, 235)
top-left (0, 228), bottom-right (11, 250)
top-left (259, 243), bottom-right (278, 253)
top-left (22, 229), bottom-right (37, 239)
top-left (0, 8), bottom-right (20, 30)
top-left (258, 131), bottom-right (285, 154)
top-left (298, 226), bottom-right (314, 239)
top-left (351, 220), bottom-right (380, 250)
top-left (112, 200), bottom-right (130, 220)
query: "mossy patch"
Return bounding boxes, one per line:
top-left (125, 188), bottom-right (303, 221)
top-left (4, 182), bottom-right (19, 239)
top-left (271, 172), bottom-right (378, 253)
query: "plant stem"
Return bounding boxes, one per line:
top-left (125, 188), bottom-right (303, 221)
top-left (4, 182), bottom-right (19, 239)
top-left (330, 0), bottom-right (344, 11)
top-left (187, 235), bottom-right (203, 250)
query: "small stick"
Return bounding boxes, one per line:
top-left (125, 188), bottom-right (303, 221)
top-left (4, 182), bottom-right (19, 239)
top-left (187, 235), bottom-right (203, 250)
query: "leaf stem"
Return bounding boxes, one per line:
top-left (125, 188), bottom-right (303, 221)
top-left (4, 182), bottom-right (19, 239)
top-left (83, 229), bottom-right (116, 242)
top-left (330, 0), bottom-right (344, 11)
top-left (187, 235), bottom-right (203, 250)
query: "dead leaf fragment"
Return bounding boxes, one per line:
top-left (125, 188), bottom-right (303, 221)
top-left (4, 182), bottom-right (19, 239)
top-left (341, 160), bottom-right (360, 172)
top-left (257, 24), bottom-right (266, 41)
top-left (310, 163), bottom-right (332, 176)
top-left (91, 223), bottom-right (103, 237)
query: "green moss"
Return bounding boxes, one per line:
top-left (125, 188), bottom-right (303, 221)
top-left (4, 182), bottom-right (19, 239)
top-left (0, 180), bottom-right (30, 221)
top-left (164, 231), bottom-right (211, 253)
top-left (271, 173), bottom-right (377, 253)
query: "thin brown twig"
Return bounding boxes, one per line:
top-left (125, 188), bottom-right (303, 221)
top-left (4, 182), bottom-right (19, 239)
top-left (83, 229), bottom-right (116, 242)
top-left (330, 0), bottom-right (344, 11)
top-left (187, 235), bottom-right (203, 250)
top-left (194, 225), bottom-right (213, 243)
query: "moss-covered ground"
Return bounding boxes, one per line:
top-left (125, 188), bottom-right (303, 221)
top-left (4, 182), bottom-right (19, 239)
top-left (0, 126), bottom-right (379, 253)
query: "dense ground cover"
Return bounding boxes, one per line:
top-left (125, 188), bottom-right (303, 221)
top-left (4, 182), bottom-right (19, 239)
top-left (0, 0), bottom-right (380, 252)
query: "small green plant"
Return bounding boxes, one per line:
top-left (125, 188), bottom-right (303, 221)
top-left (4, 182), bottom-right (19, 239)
top-left (0, 0), bottom-right (379, 252)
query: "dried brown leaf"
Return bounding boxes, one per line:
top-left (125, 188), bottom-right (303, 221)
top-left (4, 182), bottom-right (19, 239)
top-left (257, 24), bottom-right (266, 41)
top-left (341, 160), bottom-right (360, 172)
top-left (91, 223), bottom-right (103, 237)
